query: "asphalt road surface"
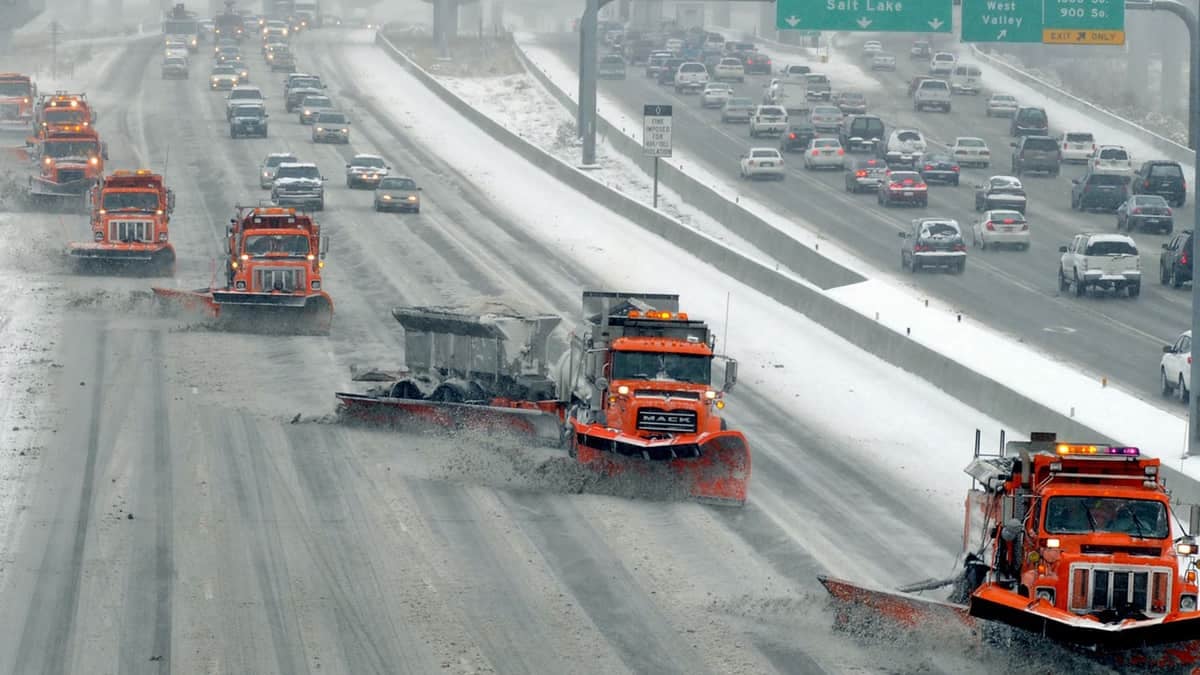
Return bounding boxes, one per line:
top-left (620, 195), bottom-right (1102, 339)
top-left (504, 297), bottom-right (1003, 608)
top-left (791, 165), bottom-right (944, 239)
top-left (0, 31), bottom-right (1129, 675)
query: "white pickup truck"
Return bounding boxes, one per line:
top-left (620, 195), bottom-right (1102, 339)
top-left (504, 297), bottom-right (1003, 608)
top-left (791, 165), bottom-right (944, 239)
top-left (674, 62), bottom-right (709, 93)
top-left (749, 105), bottom-right (788, 138)
top-left (913, 78), bottom-right (951, 113)
top-left (1058, 232), bottom-right (1142, 298)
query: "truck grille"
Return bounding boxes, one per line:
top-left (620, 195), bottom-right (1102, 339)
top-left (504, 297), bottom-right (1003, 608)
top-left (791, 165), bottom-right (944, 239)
top-left (1069, 565), bottom-right (1171, 617)
top-left (636, 408), bottom-right (698, 433)
top-left (109, 220), bottom-right (154, 243)
top-left (255, 267), bottom-right (304, 292)
top-left (57, 169), bottom-right (85, 183)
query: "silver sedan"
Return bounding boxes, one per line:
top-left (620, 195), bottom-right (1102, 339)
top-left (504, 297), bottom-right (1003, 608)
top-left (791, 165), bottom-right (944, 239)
top-left (804, 137), bottom-right (846, 170)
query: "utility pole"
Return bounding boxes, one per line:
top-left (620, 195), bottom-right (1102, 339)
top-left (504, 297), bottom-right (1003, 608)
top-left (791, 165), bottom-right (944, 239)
top-left (49, 20), bottom-right (61, 78)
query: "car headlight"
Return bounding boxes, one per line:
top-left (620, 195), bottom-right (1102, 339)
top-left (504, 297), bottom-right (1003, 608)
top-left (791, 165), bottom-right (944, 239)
top-left (407, 195), bottom-right (417, 202)
top-left (340, 128), bottom-right (348, 133)
top-left (382, 195), bottom-right (392, 200)
top-left (303, 109), bottom-right (310, 115)
top-left (315, 127), bottom-right (323, 132)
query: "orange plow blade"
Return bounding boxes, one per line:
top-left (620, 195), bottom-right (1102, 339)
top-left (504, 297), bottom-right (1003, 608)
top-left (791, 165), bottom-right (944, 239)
top-left (151, 287), bottom-right (220, 317)
top-left (151, 287), bottom-right (332, 335)
top-left (573, 429), bottom-right (751, 506)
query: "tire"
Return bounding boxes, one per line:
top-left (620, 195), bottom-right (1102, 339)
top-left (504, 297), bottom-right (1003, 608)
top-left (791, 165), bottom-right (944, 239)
top-left (911, 258), bottom-right (921, 273)
top-left (1173, 267), bottom-right (1184, 288)
top-left (1128, 284), bottom-right (1141, 298)
top-left (1074, 273), bottom-right (1085, 297)
top-left (955, 260), bottom-right (966, 274)
top-left (1163, 368), bottom-right (1174, 397)
top-left (1181, 375), bottom-right (1191, 404)
top-left (1162, 262), bottom-right (1172, 285)
top-left (952, 177), bottom-right (959, 186)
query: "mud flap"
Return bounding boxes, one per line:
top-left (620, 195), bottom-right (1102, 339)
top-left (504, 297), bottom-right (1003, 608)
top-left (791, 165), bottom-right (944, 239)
top-left (572, 429), bottom-right (751, 506)
top-left (334, 394), bottom-right (564, 440)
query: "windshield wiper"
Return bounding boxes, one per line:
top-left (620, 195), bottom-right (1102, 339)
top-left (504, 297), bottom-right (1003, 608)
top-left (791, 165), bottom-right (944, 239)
top-left (1126, 509), bottom-right (1149, 539)
top-left (1081, 503), bottom-right (1097, 532)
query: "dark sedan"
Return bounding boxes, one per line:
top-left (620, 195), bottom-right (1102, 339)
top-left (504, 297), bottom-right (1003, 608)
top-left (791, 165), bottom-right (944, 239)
top-left (742, 51), bottom-right (772, 75)
top-left (878, 171), bottom-right (929, 207)
top-left (779, 122), bottom-right (816, 153)
top-left (920, 153), bottom-right (961, 186)
top-left (1117, 194), bottom-right (1174, 234)
top-left (845, 157), bottom-right (887, 193)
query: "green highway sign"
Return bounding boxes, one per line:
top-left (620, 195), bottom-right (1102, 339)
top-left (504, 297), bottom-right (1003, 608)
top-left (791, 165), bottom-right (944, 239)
top-left (961, 0), bottom-right (1124, 43)
top-left (776, 0), bottom-right (953, 33)
top-left (961, 0), bottom-right (1043, 42)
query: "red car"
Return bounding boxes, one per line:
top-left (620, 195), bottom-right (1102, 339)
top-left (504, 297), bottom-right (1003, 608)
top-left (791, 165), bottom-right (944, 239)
top-left (878, 170), bottom-right (928, 207)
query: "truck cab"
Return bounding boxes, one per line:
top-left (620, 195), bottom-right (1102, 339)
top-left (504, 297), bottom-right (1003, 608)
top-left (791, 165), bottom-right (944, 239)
top-left (224, 206), bottom-right (328, 302)
top-left (0, 72), bottom-right (36, 133)
top-left (69, 169), bottom-right (176, 274)
top-left (35, 93), bottom-right (94, 139)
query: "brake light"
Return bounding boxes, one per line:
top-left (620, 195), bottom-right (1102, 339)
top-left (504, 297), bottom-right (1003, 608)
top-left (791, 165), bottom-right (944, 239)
top-left (986, 221), bottom-right (995, 231)
top-left (1002, 218), bottom-right (1015, 224)
top-left (954, 243), bottom-right (966, 251)
top-left (856, 170), bottom-right (866, 177)
top-left (789, 132), bottom-right (796, 139)
top-left (1182, 254), bottom-right (1189, 265)
top-left (1133, 208), bottom-right (1142, 214)
top-left (952, 166), bottom-right (959, 172)
top-left (1064, 143), bottom-right (1069, 150)
top-left (1020, 223), bottom-right (1029, 231)
top-left (924, 165), bottom-right (933, 171)
top-left (812, 149), bottom-right (820, 156)
top-left (903, 178), bottom-right (914, 184)
top-left (1168, 208), bottom-right (1173, 216)
top-left (837, 148), bottom-right (844, 155)
top-left (916, 183), bottom-right (927, 189)
top-left (1144, 180), bottom-right (1151, 188)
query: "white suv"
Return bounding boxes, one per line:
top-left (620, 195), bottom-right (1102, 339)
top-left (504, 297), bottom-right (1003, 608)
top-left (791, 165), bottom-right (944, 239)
top-left (1059, 131), bottom-right (1096, 163)
top-left (1091, 145), bottom-right (1134, 175)
top-left (674, 62), bottom-right (709, 93)
top-left (713, 57), bottom-right (745, 82)
top-left (913, 78), bottom-right (951, 113)
top-left (929, 52), bottom-right (956, 76)
top-left (1162, 330), bottom-right (1192, 402)
top-left (1058, 232), bottom-right (1142, 298)
top-left (749, 105), bottom-right (788, 138)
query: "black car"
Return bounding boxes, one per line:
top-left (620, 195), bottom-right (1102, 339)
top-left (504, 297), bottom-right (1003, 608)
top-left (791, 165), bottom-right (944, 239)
top-left (1133, 160), bottom-right (1187, 207)
top-left (839, 114), bottom-right (884, 153)
top-left (779, 122), bottom-right (816, 152)
top-left (657, 58), bottom-right (684, 85)
top-left (878, 170), bottom-right (928, 207)
top-left (229, 103), bottom-right (268, 138)
top-left (1071, 170), bottom-right (1131, 212)
top-left (1117, 194), bottom-right (1174, 233)
top-left (974, 175), bottom-right (1027, 213)
top-left (1010, 106), bottom-right (1049, 137)
top-left (920, 153), bottom-right (961, 185)
top-left (742, 51), bottom-right (772, 75)
top-left (1161, 230), bottom-right (1193, 287)
top-left (845, 157), bottom-right (887, 193)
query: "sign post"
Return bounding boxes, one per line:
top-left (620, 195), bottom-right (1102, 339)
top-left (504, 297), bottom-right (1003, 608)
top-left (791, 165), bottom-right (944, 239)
top-left (776, 0), bottom-right (953, 32)
top-left (961, 0), bottom-right (1125, 43)
top-left (642, 104), bottom-right (673, 209)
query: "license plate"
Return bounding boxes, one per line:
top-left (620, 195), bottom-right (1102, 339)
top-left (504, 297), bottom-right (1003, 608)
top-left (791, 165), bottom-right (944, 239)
top-left (760, 162), bottom-right (774, 167)
top-left (904, 191), bottom-right (913, 197)
top-left (1146, 218), bottom-right (1160, 224)
top-left (822, 151), bottom-right (832, 156)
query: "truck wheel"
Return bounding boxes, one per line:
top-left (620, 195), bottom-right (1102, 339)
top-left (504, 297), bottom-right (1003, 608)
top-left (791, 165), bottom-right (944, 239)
top-left (1073, 273), bottom-right (1086, 297)
top-left (1128, 284), bottom-right (1141, 298)
top-left (1163, 368), bottom-right (1173, 396)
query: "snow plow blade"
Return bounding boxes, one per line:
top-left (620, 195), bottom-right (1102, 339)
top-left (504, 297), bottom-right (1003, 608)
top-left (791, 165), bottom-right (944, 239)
top-left (67, 243), bottom-right (175, 275)
top-left (969, 584), bottom-right (1200, 652)
top-left (151, 287), bottom-right (333, 334)
top-left (335, 393), bottom-right (565, 439)
top-left (818, 575), bottom-right (973, 630)
top-left (573, 429), bottom-right (751, 506)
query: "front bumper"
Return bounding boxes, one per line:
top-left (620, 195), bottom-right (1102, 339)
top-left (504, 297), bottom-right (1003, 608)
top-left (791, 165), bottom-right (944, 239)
top-left (870, 61), bottom-right (896, 71)
top-left (211, 79), bottom-right (237, 90)
top-left (313, 130), bottom-right (349, 142)
top-left (377, 196), bottom-right (420, 210)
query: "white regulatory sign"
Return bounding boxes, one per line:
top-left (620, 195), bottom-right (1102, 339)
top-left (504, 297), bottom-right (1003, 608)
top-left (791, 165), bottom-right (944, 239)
top-left (642, 104), bottom-right (673, 158)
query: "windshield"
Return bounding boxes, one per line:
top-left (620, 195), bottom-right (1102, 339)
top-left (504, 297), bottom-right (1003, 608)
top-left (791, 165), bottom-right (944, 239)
top-left (243, 234), bottom-right (310, 257)
top-left (957, 138), bottom-right (985, 147)
top-left (317, 114), bottom-right (347, 124)
top-left (0, 82), bottom-right (31, 97)
top-left (1086, 240), bottom-right (1138, 256)
top-left (213, 66), bottom-right (236, 74)
top-left (102, 191), bottom-right (159, 211)
top-left (727, 98), bottom-right (752, 106)
top-left (1151, 163), bottom-right (1184, 177)
top-left (610, 351), bottom-right (711, 385)
top-left (275, 165), bottom-right (320, 179)
top-left (233, 106), bottom-right (263, 117)
top-left (1066, 133), bottom-right (1093, 143)
top-left (43, 109), bottom-right (87, 124)
top-left (920, 222), bottom-right (959, 238)
top-left (302, 97), bottom-right (331, 107)
top-left (265, 155), bottom-right (295, 168)
top-left (1099, 148), bottom-right (1129, 160)
top-left (1020, 110), bottom-right (1047, 125)
top-left (379, 177), bottom-right (416, 190)
top-left (1045, 496), bottom-right (1169, 538)
top-left (44, 141), bottom-right (98, 158)
top-left (231, 90), bottom-right (261, 99)
top-left (353, 157), bottom-right (386, 168)
top-left (990, 178), bottom-right (1022, 191)
top-left (897, 131), bottom-right (921, 142)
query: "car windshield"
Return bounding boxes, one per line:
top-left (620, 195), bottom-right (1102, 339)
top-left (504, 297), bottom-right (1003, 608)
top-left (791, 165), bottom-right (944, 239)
top-left (990, 178), bottom-right (1022, 191)
top-left (1045, 496), bottom-right (1169, 538)
top-left (43, 109), bottom-right (87, 124)
top-left (610, 351), bottom-right (711, 385)
top-left (841, 93), bottom-right (864, 101)
top-left (1086, 240), bottom-right (1138, 255)
top-left (379, 177), bottom-right (416, 190)
top-left (813, 107), bottom-right (839, 116)
top-left (353, 157), bottom-right (386, 168)
top-left (1020, 110), bottom-right (1047, 125)
top-left (44, 141), bottom-right (98, 157)
top-left (897, 131), bottom-right (921, 142)
top-left (275, 165), bottom-right (320, 179)
top-left (921, 222), bottom-right (959, 238)
top-left (1135, 195), bottom-right (1168, 207)
top-left (890, 172), bottom-right (921, 182)
top-left (243, 234), bottom-right (310, 257)
top-left (1065, 133), bottom-right (1093, 143)
top-left (1099, 148), bottom-right (1129, 160)
top-left (102, 191), bottom-right (159, 211)
top-left (233, 106), bottom-right (263, 117)
top-left (720, 58), bottom-right (740, 65)
top-left (265, 155), bottom-right (295, 168)
top-left (957, 138), bottom-right (985, 147)
top-left (927, 154), bottom-right (952, 163)
top-left (213, 66), bottom-right (236, 74)
top-left (317, 113), bottom-right (347, 124)
top-left (1024, 138), bottom-right (1058, 151)
top-left (231, 90), bottom-right (261, 99)
top-left (814, 139), bottom-right (838, 148)
top-left (303, 97), bottom-right (331, 107)
top-left (1090, 173), bottom-right (1131, 186)
top-left (601, 56), bottom-right (623, 65)
top-left (1151, 163), bottom-right (1184, 177)
top-left (760, 107), bottom-right (784, 116)
top-left (921, 81), bottom-right (948, 90)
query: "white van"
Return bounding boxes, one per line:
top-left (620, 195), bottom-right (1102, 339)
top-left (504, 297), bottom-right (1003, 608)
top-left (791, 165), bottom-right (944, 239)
top-left (950, 64), bottom-right (982, 95)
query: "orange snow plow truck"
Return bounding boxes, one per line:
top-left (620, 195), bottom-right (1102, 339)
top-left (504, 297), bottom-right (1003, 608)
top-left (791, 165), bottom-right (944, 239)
top-left (153, 205), bottom-right (332, 334)
top-left (34, 92), bottom-right (95, 139)
top-left (821, 431), bottom-right (1200, 669)
top-left (28, 123), bottom-right (106, 210)
top-left (335, 291), bottom-right (751, 505)
top-left (0, 73), bottom-right (36, 135)
top-left (67, 170), bottom-right (176, 274)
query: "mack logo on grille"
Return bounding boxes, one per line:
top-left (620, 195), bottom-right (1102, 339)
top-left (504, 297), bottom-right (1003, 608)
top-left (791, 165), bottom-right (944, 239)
top-left (636, 409), bottom-right (698, 433)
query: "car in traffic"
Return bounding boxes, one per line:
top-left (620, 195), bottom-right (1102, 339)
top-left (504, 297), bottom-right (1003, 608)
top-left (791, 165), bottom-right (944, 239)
top-left (656, 58), bottom-right (685, 86)
top-left (374, 175), bottom-right (421, 212)
top-left (950, 136), bottom-right (990, 168)
top-left (1090, 145), bottom-right (1134, 175)
top-left (161, 56), bottom-right (189, 80)
top-left (803, 73), bottom-right (832, 100)
top-left (878, 170), bottom-right (928, 208)
top-left (900, 218), bottom-right (966, 273)
top-left (720, 96), bottom-right (755, 123)
top-left (260, 152), bottom-right (298, 189)
top-left (809, 105), bottom-right (843, 133)
top-left (1010, 135), bottom-right (1061, 177)
top-left (840, 114), bottom-right (884, 153)
top-left (949, 64), bottom-right (982, 95)
top-left (972, 209), bottom-right (1029, 250)
top-left (781, 64), bottom-right (812, 79)
top-left (974, 175), bottom-right (1027, 213)
top-left (298, 94), bottom-right (335, 124)
top-left (911, 40), bottom-right (932, 59)
top-left (1116, 194), bottom-right (1174, 233)
top-left (1160, 230), bottom-right (1194, 288)
top-left (712, 57), bottom-right (745, 82)
top-left (844, 156), bottom-right (887, 193)
top-left (312, 111), bottom-right (351, 143)
top-left (700, 83), bottom-right (733, 108)
top-left (985, 93), bottom-right (1019, 117)
top-left (929, 51), bottom-right (956, 76)
top-left (285, 84), bottom-right (325, 113)
top-left (742, 51), bottom-right (772, 75)
top-left (913, 78), bottom-right (952, 113)
top-left (228, 103), bottom-right (268, 138)
top-left (803, 137), bottom-right (845, 170)
top-left (674, 62), bottom-right (709, 93)
top-left (870, 52), bottom-right (897, 71)
top-left (919, 153), bottom-right (961, 185)
top-left (598, 53), bottom-right (626, 79)
top-left (882, 128), bottom-right (927, 168)
top-left (210, 63), bottom-right (239, 90)
top-left (1058, 131), bottom-right (1096, 163)
top-left (861, 40), bottom-right (883, 56)
top-left (1071, 170), bottom-right (1131, 212)
top-left (1010, 106), bottom-right (1049, 136)
top-left (1058, 233), bottom-right (1141, 297)
top-left (225, 85), bottom-right (264, 121)
top-left (779, 121), bottom-right (816, 153)
top-left (749, 105), bottom-right (788, 137)
top-left (1161, 330), bottom-right (1193, 402)
top-left (271, 161), bottom-right (326, 210)
top-left (739, 147), bottom-right (786, 180)
top-left (833, 91), bottom-right (867, 115)
top-left (346, 154), bottom-right (391, 189)
top-left (1133, 160), bottom-right (1187, 206)
top-left (645, 51), bottom-right (672, 77)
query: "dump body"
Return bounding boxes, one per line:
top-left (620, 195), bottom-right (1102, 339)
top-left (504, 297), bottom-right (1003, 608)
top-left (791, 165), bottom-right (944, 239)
top-left (68, 170), bottom-right (176, 273)
top-left (0, 73), bottom-right (36, 134)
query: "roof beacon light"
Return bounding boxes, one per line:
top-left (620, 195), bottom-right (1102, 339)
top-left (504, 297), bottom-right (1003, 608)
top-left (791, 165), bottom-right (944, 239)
top-left (1054, 444), bottom-right (1140, 457)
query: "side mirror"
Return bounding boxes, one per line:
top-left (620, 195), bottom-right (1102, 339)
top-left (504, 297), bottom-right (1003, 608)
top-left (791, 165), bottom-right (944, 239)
top-left (1058, 245), bottom-right (1068, 253)
top-left (1191, 504), bottom-right (1200, 538)
top-left (345, 164), bottom-right (351, 168)
top-left (1165, 345), bottom-right (1175, 353)
top-left (167, 190), bottom-right (176, 213)
top-left (321, 176), bottom-right (328, 181)
top-left (898, 231), bottom-right (908, 238)
top-left (1009, 142), bottom-right (1016, 148)
top-left (386, 165), bottom-right (392, 170)
top-left (1164, 243), bottom-right (1171, 250)
top-left (721, 357), bottom-right (738, 392)
top-left (263, 113), bottom-right (269, 118)
top-left (101, 143), bottom-right (109, 160)
top-left (320, 235), bottom-right (329, 258)
top-left (417, 187), bottom-right (423, 191)
top-left (1071, 178), bottom-right (1079, 184)
top-left (91, 111), bottom-right (98, 122)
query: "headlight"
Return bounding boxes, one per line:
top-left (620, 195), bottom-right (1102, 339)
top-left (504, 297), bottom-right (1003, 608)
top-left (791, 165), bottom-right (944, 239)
top-left (263, 171), bottom-right (270, 177)
top-left (1179, 542), bottom-right (1197, 556)
top-left (406, 195), bottom-right (417, 202)
top-left (315, 127), bottom-right (323, 132)
top-left (303, 109), bottom-right (310, 115)
top-left (705, 390), bottom-right (717, 400)
top-left (1182, 595), bottom-right (1198, 612)
top-left (159, 232), bottom-right (168, 242)
top-left (89, 157), bottom-right (98, 165)
top-left (382, 195), bottom-right (392, 200)
top-left (616, 385), bottom-right (630, 395)
top-left (1034, 588), bottom-right (1055, 604)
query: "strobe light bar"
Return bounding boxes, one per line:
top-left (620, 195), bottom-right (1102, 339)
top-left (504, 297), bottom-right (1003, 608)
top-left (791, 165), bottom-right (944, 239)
top-left (1054, 444), bottom-right (1141, 457)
